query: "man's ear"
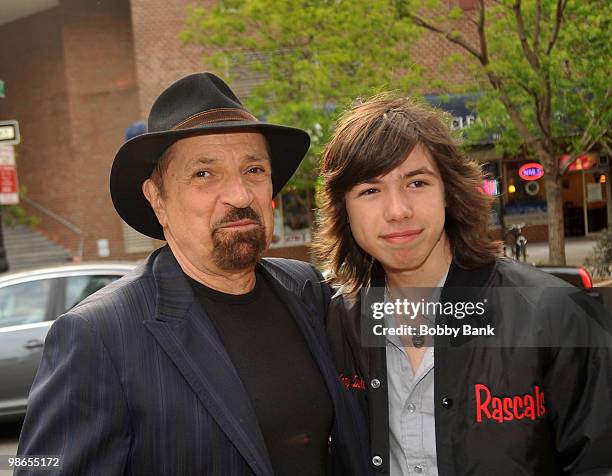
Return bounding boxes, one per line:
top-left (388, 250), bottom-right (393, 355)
top-left (143, 179), bottom-right (168, 228)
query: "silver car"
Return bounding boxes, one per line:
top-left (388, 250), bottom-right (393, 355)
top-left (0, 263), bottom-right (135, 420)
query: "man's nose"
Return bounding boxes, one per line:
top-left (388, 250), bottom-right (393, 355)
top-left (383, 190), bottom-right (413, 221)
top-left (220, 174), bottom-right (254, 208)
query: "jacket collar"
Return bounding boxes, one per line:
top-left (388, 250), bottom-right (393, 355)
top-left (445, 258), bottom-right (497, 289)
top-left (371, 257), bottom-right (497, 289)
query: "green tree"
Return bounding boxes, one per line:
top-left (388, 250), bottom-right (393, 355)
top-left (401, 0), bottom-right (611, 264)
top-left (182, 0), bottom-right (611, 264)
top-left (181, 0), bottom-right (420, 190)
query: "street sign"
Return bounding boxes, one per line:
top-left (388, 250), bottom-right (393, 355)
top-left (0, 166), bottom-right (19, 204)
top-left (0, 145), bottom-right (19, 204)
top-left (0, 120), bottom-right (20, 145)
top-left (0, 145), bottom-right (15, 165)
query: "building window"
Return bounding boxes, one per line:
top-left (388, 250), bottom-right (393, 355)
top-left (122, 222), bottom-right (154, 254)
top-left (504, 161), bottom-right (547, 216)
top-left (270, 188), bottom-right (314, 248)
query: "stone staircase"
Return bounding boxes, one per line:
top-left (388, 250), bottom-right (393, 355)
top-left (2, 224), bottom-right (72, 272)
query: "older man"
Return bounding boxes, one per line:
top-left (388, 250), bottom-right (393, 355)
top-left (16, 73), bottom-right (368, 475)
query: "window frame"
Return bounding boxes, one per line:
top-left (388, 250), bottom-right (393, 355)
top-left (0, 276), bottom-right (61, 328)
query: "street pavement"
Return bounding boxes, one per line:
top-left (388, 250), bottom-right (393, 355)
top-left (523, 235), bottom-right (599, 267)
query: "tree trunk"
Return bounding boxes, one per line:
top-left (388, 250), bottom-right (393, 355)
top-left (0, 208), bottom-right (9, 273)
top-left (543, 167), bottom-right (566, 264)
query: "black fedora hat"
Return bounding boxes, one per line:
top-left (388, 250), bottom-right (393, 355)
top-left (110, 72), bottom-right (310, 240)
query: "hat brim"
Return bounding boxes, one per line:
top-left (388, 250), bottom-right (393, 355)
top-left (110, 121), bottom-right (310, 240)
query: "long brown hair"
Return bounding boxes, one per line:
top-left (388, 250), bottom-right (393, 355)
top-left (312, 93), bottom-right (501, 295)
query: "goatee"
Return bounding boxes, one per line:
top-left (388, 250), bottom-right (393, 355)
top-left (211, 207), bottom-right (267, 270)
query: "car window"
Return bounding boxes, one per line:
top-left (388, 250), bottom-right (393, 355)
top-left (0, 279), bottom-right (53, 328)
top-left (64, 275), bottom-right (120, 312)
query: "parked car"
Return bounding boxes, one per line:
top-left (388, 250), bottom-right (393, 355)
top-left (537, 265), bottom-right (593, 289)
top-left (536, 264), bottom-right (604, 303)
top-left (0, 263), bottom-right (135, 421)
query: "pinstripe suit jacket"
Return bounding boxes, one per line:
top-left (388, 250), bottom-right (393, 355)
top-left (16, 246), bottom-right (369, 475)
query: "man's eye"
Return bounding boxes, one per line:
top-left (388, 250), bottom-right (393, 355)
top-left (358, 188), bottom-right (378, 196)
top-left (247, 166), bottom-right (266, 174)
top-left (408, 180), bottom-right (427, 188)
top-left (195, 170), bottom-right (211, 178)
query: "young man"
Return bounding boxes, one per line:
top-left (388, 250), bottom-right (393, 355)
top-left (313, 94), bottom-right (612, 475)
top-left (16, 73), bottom-right (369, 475)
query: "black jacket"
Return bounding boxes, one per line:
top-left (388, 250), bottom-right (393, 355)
top-left (17, 246), bottom-right (370, 475)
top-left (327, 257), bottom-right (612, 475)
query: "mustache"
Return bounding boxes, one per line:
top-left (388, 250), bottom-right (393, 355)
top-left (211, 207), bottom-right (263, 231)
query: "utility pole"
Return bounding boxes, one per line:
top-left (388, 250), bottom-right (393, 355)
top-left (0, 80), bottom-right (7, 272)
top-left (0, 206), bottom-right (8, 273)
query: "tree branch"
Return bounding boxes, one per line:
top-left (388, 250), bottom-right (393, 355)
top-left (514, 77), bottom-right (537, 96)
top-left (533, 93), bottom-right (549, 142)
top-left (600, 140), bottom-right (612, 158)
top-left (546, 0), bottom-right (568, 55)
top-left (478, 0), bottom-right (488, 64)
top-left (533, 0), bottom-right (542, 53)
top-left (512, 0), bottom-right (540, 71)
top-left (486, 71), bottom-right (539, 145)
top-left (409, 13), bottom-right (483, 62)
top-left (573, 109), bottom-right (612, 157)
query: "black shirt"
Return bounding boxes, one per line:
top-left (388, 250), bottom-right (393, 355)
top-left (189, 270), bottom-right (333, 475)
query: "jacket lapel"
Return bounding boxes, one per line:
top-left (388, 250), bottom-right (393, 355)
top-left (142, 247), bottom-right (274, 476)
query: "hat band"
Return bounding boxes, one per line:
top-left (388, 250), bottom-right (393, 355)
top-left (172, 108), bottom-right (258, 130)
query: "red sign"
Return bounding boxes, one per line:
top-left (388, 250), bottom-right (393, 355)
top-left (0, 164), bottom-right (19, 204)
top-left (519, 162), bottom-right (544, 180)
top-left (480, 179), bottom-right (499, 196)
top-left (559, 154), bottom-right (595, 171)
top-left (519, 163), bottom-right (544, 181)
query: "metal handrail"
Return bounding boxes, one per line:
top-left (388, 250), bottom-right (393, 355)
top-left (20, 196), bottom-right (84, 259)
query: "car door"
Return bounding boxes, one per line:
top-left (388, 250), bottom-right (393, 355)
top-left (0, 277), bottom-right (58, 418)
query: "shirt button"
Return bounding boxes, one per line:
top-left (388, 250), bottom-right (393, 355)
top-left (441, 396), bottom-right (453, 408)
top-left (370, 378), bottom-right (381, 389)
top-left (407, 403), bottom-right (416, 413)
top-left (372, 455), bottom-right (383, 466)
top-left (414, 464), bottom-right (424, 473)
top-left (412, 334), bottom-right (425, 348)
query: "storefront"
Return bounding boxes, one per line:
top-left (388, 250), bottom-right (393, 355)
top-left (502, 154), bottom-right (608, 237)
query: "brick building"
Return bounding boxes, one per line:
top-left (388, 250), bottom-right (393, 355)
top-left (0, 0), bottom-right (607, 265)
top-left (1, 0), bottom-right (322, 263)
top-left (1, 0), bottom-right (144, 262)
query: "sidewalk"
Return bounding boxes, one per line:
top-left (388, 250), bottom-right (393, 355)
top-left (525, 235), bottom-right (599, 266)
